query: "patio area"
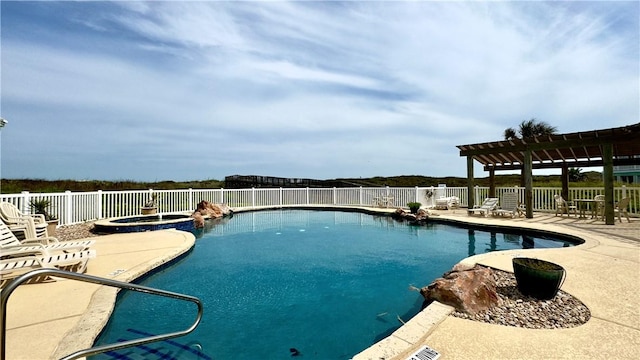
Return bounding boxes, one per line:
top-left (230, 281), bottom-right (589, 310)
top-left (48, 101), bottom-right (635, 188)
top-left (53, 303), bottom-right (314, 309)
top-left (2, 208), bottom-right (639, 359)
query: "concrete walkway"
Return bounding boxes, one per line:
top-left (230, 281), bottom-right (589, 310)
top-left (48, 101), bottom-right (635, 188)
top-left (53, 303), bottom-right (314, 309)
top-left (2, 209), bottom-right (638, 359)
top-left (354, 210), bottom-right (639, 360)
top-left (2, 229), bottom-right (195, 360)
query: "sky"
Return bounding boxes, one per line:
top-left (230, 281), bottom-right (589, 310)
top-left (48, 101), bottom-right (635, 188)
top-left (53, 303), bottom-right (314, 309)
top-left (1, 0), bottom-right (638, 182)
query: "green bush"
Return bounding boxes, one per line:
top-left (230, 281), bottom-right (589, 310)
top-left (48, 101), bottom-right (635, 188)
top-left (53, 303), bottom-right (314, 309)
top-left (29, 199), bottom-right (56, 221)
top-left (407, 202), bottom-right (422, 214)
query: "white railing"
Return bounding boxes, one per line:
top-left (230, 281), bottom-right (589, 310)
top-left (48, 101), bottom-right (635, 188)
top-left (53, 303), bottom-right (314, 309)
top-left (1, 186), bottom-right (637, 226)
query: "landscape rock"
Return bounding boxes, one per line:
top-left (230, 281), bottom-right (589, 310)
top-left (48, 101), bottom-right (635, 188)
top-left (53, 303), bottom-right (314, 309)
top-left (191, 201), bottom-right (233, 228)
top-left (192, 212), bottom-right (205, 228)
top-left (392, 207), bottom-right (430, 225)
top-left (420, 264), bottom-right (499, 315)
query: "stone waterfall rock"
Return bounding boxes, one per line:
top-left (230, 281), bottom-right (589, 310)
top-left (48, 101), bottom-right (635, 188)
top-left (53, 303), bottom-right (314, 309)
top-left (191, 200), bottom-right (233, 228)
top-left (420, 264), bottom-right (500, 315)
top-left (392, 207), bottom-right (430, 225)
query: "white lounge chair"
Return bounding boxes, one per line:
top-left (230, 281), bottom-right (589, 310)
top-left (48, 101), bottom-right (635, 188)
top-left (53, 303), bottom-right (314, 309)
top-left (0, 202), bottom-right (49, 239)
top-left (0, 221), bottom-right (94, 255)
top-left (554, 195), bottom-right (576, 217)
top-left (468, 198), bottom-right (499, 217)
top-left (1, 255), bottom-right (55, 287)
top-left (493, 193), bottom-right (521, 218)
top-left (435, 196), bottom-right (460, 210)
top-left (594, 195), bottom-right (605, 221)
top-left (0, 250), bottom-right (96, 288)
top-left (614, 197), bottom-right (631, 223)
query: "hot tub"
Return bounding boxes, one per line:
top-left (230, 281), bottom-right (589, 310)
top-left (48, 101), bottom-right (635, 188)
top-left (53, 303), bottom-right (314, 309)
top-left (94, 214), bottom-right (195, 234)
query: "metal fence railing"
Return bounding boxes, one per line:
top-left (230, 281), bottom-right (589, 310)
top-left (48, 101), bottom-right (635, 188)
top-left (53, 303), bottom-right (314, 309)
top-left (1, 186), bottom-right (637, 226)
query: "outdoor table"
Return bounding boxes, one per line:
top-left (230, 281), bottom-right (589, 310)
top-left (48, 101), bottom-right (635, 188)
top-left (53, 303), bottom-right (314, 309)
top-left (574, 199), bottom-right (604, 219)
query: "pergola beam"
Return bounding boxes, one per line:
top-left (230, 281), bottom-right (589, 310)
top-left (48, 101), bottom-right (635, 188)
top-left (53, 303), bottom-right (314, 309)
top-left (482, 157), bottom-right (638, 171)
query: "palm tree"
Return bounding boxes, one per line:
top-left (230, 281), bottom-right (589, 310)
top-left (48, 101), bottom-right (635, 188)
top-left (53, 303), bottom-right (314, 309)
top-left (568, 167), bottom-right (586, 182)
top-left (503, 127), bottom-right (518, 141)
top-left (504, 118), bottom-right (559, 187)
top-left (504, 118), bottom-right (558, 140)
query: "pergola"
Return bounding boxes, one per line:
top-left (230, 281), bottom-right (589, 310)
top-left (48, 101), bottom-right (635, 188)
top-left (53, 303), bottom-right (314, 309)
top-left (457, 122), bottom-right (640, 225)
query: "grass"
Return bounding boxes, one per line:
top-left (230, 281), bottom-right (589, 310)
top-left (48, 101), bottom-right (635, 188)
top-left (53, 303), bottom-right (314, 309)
top-left (1, 179), bottom-right (225, 194)
top-left (1, 172), bottom-right (635, 194)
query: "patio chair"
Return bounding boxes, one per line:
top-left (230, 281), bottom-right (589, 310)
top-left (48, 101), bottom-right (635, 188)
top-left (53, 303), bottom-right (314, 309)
top-left (554, 195), bottom-right (576, 217)
top-left (594, 195), bottom-right (605, 220)
top-left (467, 198), bottom-right (499, 217)
top-left (614, 197), bottom-right (631, 223)
top-left (0, 202), bottom-right (48, 239)
top-left (0, 221), bottom-right (94, 254)
top-left (0, 249), bottom-right (96, 288)
top-left (493, 193), bottom-right (521, 218)
top-left (434, 198), bottom-right (449, 210)
top-left (435, 196), bottom-right (460, 210)
top-left (1, 255), bottom-right (55, 287)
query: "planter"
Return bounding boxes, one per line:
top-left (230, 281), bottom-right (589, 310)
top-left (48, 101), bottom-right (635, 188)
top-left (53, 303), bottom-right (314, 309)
top-left (141, 207), bottom-right (158, 215)
top-left (407, 202), bottom-right (422, 214)
top-left (47, 219), bottom-right (59, 237)
top-left (512, 257), bottom-right (566, 300)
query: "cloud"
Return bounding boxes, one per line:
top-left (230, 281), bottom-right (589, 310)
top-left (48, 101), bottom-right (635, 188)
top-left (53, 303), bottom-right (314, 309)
top-left (1, 0), bottom-right (637, 181)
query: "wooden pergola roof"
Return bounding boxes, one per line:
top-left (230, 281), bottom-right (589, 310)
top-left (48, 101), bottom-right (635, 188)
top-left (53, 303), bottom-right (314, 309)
top-left (456, 122), bottom-right (639, 225)
top-left (457, 122), bottom-right (640, 171)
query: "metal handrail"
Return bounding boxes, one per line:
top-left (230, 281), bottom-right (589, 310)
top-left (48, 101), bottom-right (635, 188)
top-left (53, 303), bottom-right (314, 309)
top-left (0, 268), bottom-right (203, 360)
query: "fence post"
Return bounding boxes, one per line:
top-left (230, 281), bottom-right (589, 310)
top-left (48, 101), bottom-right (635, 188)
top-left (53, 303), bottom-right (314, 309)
top-left (415, 186), bottom-right (419, 203)
top-left (279, 188), bottom-right (283, 206)
top-left (20, 191), bottom-right (30, 214)
top-left (333, 187), bottom-right (337, 205)
top-left (474, 186), bottom-right (479, 207)
top-left (359, 187), bottom-right (363, 206)
top-left (306, 187), bottom-right (310, 205)
top-left (97, 190), bottom-right (103, 220)
top-left (220, 188), bottom-right (224, 204)
top-left (65, 190), bottom-right (73, 225)
top-left (188, 188), bottom-right (193, 210)
top-left (251, 188), bottom-right (255, 208)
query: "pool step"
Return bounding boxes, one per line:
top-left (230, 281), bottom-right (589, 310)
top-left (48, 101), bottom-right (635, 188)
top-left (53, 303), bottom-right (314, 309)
top-left (99, 328), bottom-right (212, 360)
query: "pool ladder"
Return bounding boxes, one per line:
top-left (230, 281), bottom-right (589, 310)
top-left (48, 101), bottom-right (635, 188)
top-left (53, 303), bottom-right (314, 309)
top-left (0, 268), bottom-right (203, 360)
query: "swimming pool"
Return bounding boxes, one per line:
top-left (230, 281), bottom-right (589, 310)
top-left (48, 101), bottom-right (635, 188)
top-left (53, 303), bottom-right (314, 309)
top-left (93, 209), bottom-right (577, 360)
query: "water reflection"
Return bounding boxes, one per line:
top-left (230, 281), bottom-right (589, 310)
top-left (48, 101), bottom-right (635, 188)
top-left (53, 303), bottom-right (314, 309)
top-left (522, 235), bottom-right (535, 249)
top-left (467, 229), bottom-right (476, 256)
top-left (486, 232), bottom-right (497, 252)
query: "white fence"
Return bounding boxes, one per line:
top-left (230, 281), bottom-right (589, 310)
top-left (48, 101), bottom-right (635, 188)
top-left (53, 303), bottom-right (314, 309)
top-left (1, 186), bottom-right (637, 226)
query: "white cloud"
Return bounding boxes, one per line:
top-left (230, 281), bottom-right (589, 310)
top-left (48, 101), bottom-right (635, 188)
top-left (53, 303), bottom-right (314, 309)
top-left (1, 0), bottom-right (637, 181)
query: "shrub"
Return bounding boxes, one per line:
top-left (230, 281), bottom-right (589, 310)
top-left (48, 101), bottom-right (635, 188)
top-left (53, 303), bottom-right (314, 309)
top-left (407, 202), bottom-right (422, 214)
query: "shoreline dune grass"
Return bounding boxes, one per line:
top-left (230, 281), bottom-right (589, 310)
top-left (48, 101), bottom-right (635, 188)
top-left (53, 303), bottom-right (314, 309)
top-left (1, 172), bottom-right (629, 194)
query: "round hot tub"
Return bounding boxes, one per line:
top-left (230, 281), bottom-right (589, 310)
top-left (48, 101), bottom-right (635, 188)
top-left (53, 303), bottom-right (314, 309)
top-left (94, 214), bottom-right (195, 234)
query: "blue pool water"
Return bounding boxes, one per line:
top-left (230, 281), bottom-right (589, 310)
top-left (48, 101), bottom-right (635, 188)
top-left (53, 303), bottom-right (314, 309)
top-left (93, 210), bottom-right (576, 360)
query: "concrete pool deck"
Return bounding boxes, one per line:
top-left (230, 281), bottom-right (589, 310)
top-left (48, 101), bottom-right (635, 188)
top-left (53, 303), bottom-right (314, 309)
top-left (2, 209), bottom-right (638, 359)
top-left (2, 229), bottom-right (195, 360)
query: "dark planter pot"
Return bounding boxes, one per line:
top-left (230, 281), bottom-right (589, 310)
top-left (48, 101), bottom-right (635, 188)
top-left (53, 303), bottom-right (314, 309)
top-left (512, 257), bottom-right (566, 300)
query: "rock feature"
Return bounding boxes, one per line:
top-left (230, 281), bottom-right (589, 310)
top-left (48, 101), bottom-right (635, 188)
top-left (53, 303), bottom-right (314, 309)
top-left (191, 201), bottom-right (233, 228)
top-left (420, 263), bottom-right (499, 315)
top-left (392, 208), bottom-right (430, 225)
